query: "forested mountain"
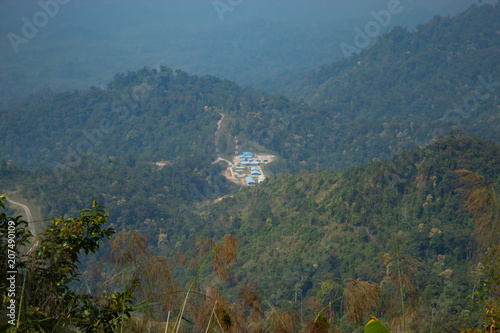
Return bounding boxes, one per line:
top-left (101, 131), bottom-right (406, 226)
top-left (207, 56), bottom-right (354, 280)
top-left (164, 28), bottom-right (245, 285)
top-left (0, 65), bottom-right (316, 173)
top-left (0, 154), bottom-right (234, 232)
top-left (163, 133), bottom-right (499, 332)
top-left (284, 4), bottom-right (500, 105)
top-left (279, 3), bottom-right (500, 166)
top-left (1, 4), bottom-right (499, 174)
top-left (1, 0), bottom-right (481, 106)
top-left (1, 3), bottom-right (500, 332)
top-left (0, 68), bottom-right (247, 168)
top-left (3, 133), bottom-right (497, 332)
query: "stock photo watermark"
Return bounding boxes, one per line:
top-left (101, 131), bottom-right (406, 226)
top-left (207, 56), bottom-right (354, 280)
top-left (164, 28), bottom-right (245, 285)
top-left (440, 75), bottom-right (500, 131)
top-left (53, 114), bottom-right (117, 179)
top-left (53, 68), bottom-right (164, 179)
top-left (339, 0), bottom-right (491, 58)
top-left (213, 0), bottom-right (243, 22)
top-left (7, 0), bottom-right (71, 54)
top-left (340, 0), bottom-right (406, 58)
top-left (382, 73), bottom-right (499, 186)
top-left (5, 220), bottom-right (18, 326)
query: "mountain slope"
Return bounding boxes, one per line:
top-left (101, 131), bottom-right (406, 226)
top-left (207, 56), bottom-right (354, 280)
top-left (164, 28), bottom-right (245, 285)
top-left (2, 133), bottom-right (498, 331)
top-left (2, 5), bottom-right (499, 174)
top-left (171, 134), bottom-right (499, 331)
top-left (277, 3), bottom-right (500, 167)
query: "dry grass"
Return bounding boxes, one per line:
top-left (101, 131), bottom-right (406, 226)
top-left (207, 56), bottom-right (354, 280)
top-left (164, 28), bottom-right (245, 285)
top-left (343, 278), bottom-right (381, 325)
top-left (111, 230), bottom-right (150, 265)
top-left (197, 234), bottom-right (239, 282)
top-left (303, 314), bottom-right (330, 333)
top-left (188, 284), bottom-right (246, 333)
top-left (265, 308), bottom-right (299, 333)
top-left (455, 169), bottom-right (500, 253)
top-left (239, 284), bottom-right (265, 324)
top-left (108, 230), bottom-right (181, 332)
top-left (173, 234), bottom-right (239, 332)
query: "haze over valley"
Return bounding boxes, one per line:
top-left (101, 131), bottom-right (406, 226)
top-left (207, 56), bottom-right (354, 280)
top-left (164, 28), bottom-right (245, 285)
top-left (0, 1), bottom-right (499, 332)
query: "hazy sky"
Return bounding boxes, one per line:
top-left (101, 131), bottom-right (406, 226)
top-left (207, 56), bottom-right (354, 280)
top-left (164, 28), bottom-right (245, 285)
top-left (0, 0), bottom-right (495, 103)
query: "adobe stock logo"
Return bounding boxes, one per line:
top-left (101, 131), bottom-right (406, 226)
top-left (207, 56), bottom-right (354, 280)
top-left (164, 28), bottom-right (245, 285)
top-left (340, 0), bottom-right (406, 58)
top-left (340, 0), bottom-right (489, 58)
top-left (7, 0), bottom-right (71, 54)
top-left (213, 0), bottom-right (243, 22)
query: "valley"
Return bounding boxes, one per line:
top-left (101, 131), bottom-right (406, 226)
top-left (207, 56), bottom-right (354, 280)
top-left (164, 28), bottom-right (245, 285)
top-left (0, 2), bottom-right (499, 332)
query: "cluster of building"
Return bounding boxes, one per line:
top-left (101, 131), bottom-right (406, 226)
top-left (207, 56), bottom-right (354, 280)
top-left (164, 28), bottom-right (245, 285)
top-left (238, 152), bottom-right (269, 164)
top-left (234, 152), bottom-right (269, 186)
top-left (238, 152), bottom-right (259, 166)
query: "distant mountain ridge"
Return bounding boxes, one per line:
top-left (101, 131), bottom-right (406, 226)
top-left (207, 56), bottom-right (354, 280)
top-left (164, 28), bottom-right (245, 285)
top-left (1, 4), bottom-right (500, 330)
top-left (272, 3), bottom-right (500, 169)
top-left (1, 3), bottom-right (498, 174)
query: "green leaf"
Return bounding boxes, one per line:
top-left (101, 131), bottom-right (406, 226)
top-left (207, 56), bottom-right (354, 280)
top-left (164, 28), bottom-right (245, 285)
top-left (365, 316), bottom-right (391, 333)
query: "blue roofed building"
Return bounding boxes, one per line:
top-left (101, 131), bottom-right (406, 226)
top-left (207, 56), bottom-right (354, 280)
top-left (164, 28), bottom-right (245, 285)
top-left (246, 177), bottom-right (256, 185)
top-left (243, 152), bottom-right (253, 157)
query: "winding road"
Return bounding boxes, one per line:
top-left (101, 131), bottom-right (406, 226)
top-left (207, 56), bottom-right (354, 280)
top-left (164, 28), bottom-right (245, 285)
top-left (5, 198), bottom-right (38, 253)
top-left (213, 112), bottom-right (233, 166)
top-left (215, 112), bottom-right (224, 157)
top-left (6, 199), bottom-right (35, 236)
